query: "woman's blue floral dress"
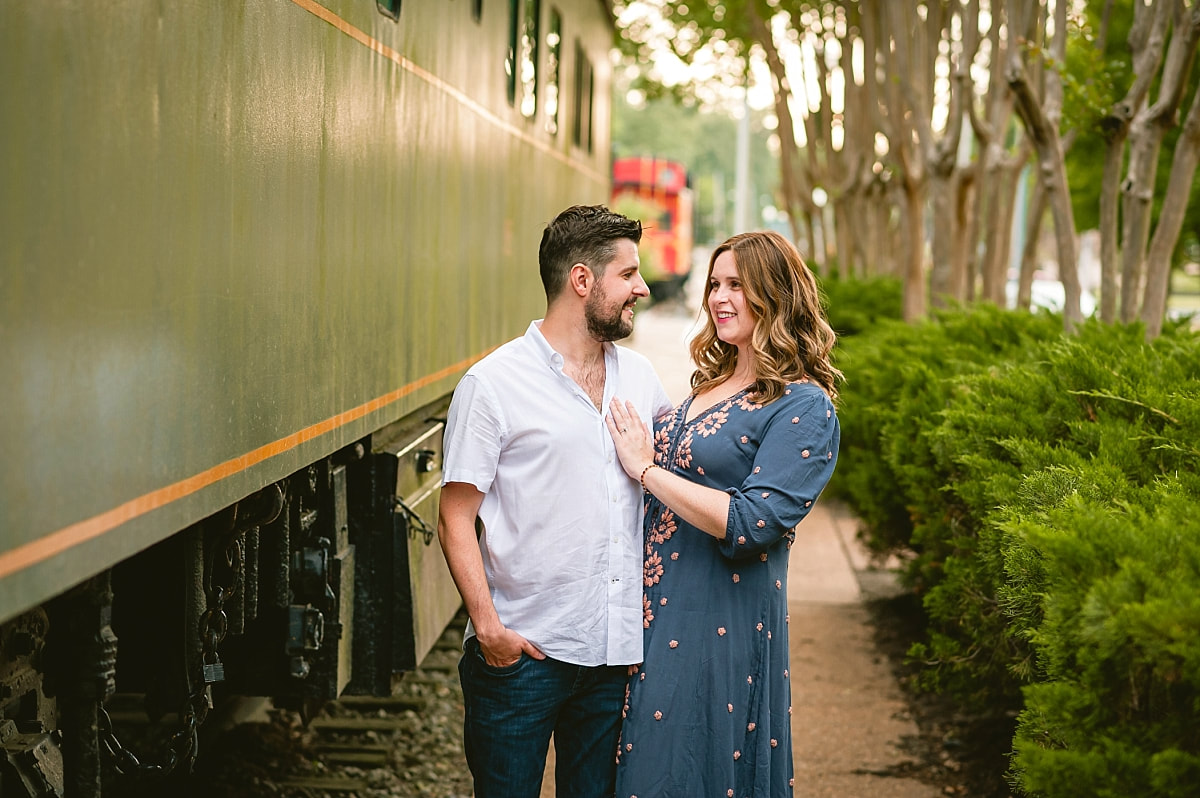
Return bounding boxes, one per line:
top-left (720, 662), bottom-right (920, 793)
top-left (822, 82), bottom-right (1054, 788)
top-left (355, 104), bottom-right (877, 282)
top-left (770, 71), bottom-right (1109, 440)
top-left (614, 380), bottom-right (840, 798)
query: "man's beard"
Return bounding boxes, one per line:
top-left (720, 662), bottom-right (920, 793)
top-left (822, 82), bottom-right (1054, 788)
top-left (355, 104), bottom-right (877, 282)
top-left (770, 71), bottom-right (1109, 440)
top-left (585, 289), bottom-right (634, 341)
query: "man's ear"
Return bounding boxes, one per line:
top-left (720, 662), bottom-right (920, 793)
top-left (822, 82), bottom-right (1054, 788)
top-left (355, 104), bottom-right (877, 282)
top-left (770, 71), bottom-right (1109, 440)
top-left (569, 263), bottom-right (592, 297)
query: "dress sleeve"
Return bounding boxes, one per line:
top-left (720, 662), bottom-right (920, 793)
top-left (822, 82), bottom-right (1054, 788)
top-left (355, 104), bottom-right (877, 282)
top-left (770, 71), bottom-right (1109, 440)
top-left (441, 373), bottom-right (506, 494)
top-left (717, 388), bottom-right (840, 560)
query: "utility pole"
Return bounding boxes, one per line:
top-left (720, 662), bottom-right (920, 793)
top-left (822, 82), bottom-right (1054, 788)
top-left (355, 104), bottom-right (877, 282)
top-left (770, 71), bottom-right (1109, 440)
top-left (712, 170), bottom-right (726, 241)
top-left (733, 81), bottom-right (752, 234)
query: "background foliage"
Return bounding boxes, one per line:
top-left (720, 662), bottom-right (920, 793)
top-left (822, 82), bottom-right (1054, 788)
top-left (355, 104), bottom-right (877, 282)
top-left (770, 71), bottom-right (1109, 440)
top-left (611, 88), bottom-right (779, 246)
top-left (828, 294), bottom-right (1200, 796)
top-left (1063, 0), bottom-right (1200, 263)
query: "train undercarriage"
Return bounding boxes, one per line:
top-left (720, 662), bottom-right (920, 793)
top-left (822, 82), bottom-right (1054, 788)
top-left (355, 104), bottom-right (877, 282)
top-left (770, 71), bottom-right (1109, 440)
top-left (0, 397), bottom-right (455, 797)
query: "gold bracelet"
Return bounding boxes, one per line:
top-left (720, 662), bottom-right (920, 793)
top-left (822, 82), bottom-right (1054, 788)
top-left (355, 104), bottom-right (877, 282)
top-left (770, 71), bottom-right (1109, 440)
top-left (640, 463), bottom-right (659, 491)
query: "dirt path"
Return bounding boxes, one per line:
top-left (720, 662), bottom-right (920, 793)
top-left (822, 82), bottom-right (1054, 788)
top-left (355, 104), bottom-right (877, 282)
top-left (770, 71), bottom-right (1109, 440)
top-left (787, 504), bottom-right (943, 798)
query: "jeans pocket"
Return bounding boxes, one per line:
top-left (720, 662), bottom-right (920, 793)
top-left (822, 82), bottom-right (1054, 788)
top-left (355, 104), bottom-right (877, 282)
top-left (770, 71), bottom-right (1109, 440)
top-left (468, 637), bottom-right (527, 677)
top-left (477, 653), bottom-right (526, 676)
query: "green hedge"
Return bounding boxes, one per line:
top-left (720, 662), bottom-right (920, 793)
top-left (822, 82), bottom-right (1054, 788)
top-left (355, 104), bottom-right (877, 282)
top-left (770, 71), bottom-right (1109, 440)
top-left (830, 303), bottom-right (1200, 796)
top-left (818, 273), bottom-right (904, 338)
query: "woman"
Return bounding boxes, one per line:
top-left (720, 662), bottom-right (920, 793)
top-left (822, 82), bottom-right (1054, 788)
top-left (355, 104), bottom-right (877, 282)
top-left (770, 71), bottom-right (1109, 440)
top-left (606, 230), bottom-right (842, 797)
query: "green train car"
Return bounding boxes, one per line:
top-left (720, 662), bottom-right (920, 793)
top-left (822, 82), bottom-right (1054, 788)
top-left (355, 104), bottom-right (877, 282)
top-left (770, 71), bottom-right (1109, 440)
top-left (0, 1), bottom-right (614, 793)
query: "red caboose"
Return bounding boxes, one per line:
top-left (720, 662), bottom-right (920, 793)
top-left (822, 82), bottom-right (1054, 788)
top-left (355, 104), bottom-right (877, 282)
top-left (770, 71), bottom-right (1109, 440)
top-left (612, 156), bottom-right (694, 301)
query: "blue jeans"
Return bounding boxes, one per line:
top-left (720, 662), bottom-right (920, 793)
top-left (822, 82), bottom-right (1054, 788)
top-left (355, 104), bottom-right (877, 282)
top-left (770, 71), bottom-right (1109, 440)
top-left (458, 636), bottom-right (627, 798)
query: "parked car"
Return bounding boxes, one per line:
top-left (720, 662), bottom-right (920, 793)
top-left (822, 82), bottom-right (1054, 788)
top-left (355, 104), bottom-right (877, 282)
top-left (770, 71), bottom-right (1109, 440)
top-left (1006, 279), bottom-right (1098, 317)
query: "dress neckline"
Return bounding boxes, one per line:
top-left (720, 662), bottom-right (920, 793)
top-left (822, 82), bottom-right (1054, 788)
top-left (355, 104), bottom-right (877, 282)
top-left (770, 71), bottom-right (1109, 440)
top-left (681, 386), bottom-right (751, 426)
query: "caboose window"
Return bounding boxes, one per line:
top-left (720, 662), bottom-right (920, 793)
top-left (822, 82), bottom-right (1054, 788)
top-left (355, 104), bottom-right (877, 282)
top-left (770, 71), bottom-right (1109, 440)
top-left (377, 0), bottom-right (400, 19)
top-left (518, 0), bottom-right (541, 118)
top-left (544, 9), bottom-right (562, 135)
top-left (472, 0), bottom-right (483, 21)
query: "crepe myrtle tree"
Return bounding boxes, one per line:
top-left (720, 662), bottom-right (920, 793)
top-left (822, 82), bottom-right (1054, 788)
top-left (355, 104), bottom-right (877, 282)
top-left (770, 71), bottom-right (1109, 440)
top-left (614, 0), bottom-right (1200, 336)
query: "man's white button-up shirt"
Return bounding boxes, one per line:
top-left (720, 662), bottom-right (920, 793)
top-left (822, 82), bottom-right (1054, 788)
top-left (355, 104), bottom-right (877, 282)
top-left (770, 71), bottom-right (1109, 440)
top-left (442, 321), bottom-right (672, 666)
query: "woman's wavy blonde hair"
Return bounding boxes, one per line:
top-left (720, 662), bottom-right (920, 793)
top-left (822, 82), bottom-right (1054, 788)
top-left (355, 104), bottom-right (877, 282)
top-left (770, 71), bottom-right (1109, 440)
top-left (689, 230), bottom-right (841, 404)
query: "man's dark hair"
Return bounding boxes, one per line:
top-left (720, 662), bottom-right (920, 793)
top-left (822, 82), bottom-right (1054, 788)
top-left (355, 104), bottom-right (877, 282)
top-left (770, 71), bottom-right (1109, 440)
top-left (538, 205), bottom-right (643, 300)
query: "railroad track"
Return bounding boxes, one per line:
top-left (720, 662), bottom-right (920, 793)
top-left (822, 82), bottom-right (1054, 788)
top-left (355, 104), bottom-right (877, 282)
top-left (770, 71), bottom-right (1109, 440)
top-left (102, 611), bottom-right (472, 797)
top-left (279, 612), bottom-right (471, 796)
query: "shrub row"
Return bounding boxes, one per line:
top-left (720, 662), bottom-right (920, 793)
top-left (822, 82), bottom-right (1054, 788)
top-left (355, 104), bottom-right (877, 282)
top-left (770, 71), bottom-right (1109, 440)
top-left (819, 273), bottom-right (905, 338)
top-left (829, 305), bottom-right (1200, 796)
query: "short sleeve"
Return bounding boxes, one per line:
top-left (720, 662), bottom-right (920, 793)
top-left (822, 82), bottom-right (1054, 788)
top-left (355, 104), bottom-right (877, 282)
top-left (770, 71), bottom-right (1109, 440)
top-left (718, 388), bottom-right (840, 560)
top-left (616, 345), bottom-right (674, 423)
top-left (651, 377), bottom-right (673, 420)
top-left (441, 373), bottom-right (506, 494)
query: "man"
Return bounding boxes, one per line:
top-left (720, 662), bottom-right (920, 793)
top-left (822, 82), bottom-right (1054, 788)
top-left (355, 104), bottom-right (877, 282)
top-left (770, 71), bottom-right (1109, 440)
top-left (437, 205), bottom-right (672, 798)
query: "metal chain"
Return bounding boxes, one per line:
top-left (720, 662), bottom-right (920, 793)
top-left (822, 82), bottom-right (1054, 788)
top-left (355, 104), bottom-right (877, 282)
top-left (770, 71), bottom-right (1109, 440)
top-left (395, 495), bottom-right (436, 545)
top-left (98, 536), bottom-right (243, 778)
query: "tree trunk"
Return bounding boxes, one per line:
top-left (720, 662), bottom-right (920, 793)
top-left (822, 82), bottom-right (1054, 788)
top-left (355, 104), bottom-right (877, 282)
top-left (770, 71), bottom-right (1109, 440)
top-left (879, 0), bottom-right (935, 319)
top-left (746, 4), bottom-right (806, 245)
top-left (805, 212), bottom-right (818, 265)
top-left (852, 189), bottom-right (872, 278)
top-left (901, 177), bottom-right (928, 320)
top-left (1141, 76), bottom-right (1200, 339)
top-left (1095, 0), bottom-right (1166, 322)
top-left (834, 197), bottom-right (854, 278)
top-left (859, 0), bottom-right (886, 279)
top-left (1042, 154), bottom-right (1081, 328)
top-left (1098, 129), bottom-right (1127, 322)
top-left (1017, 176), bottom-right (1048, 310)
top-left (980, 156), bottom-right (1024, 305)
top-left (1008, 55), bottom-right (1082, 328)
top-left (951, 169), bottom-right (977, 302)
top-left (867, 180), bottom-right (893, 278)
top-left (1119, 112), bottom-right (1164, 321)
top-left (1118, 3), bottom-right (1200, 321)
top-left (929, 171), bottom-right (957, 307)
top-left (963, 0), bottom-right (1022, 307)
top-left (935, 1), bottom-right (981, 306)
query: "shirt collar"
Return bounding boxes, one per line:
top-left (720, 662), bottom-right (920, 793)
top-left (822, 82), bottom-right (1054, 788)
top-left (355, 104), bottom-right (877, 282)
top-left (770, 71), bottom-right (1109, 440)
top-left (526, 319), bottom-right (615, 372)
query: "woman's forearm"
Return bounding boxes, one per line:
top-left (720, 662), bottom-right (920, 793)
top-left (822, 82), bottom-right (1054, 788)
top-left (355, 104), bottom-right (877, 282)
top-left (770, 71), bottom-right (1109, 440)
top-left (605, 399), bottom-right (731, 538)
top-left (641, 464), bottom-right (731, 540)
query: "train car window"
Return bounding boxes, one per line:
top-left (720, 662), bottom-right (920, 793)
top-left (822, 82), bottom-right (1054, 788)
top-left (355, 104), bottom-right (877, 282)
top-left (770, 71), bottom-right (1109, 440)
top-left (505, 0), bottom-right (519, 106)
top-left (377, 0), bottom-right (400, 20)
top-left (544, 9), bottom-right (562, 134)
top-left (572, 40), bottom-right (584, 147)
top-left (572, 40), bottom-right (594, 152)
top-left (473, 0), bottom-right (483, 21)
top-left (585, 59), bottom-right (594, 152)
top-left (518, 0), bottom-right (541, 118)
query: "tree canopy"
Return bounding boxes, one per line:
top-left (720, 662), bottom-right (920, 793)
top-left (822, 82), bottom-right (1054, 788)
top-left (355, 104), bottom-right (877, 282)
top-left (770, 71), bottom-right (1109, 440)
top-left (614, 0), bottom-right (1200, 336)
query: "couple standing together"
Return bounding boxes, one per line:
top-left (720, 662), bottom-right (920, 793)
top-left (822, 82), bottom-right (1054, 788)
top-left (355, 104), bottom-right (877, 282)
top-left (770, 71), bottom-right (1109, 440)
top-left (437, 205), bottom-right (842, 798)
